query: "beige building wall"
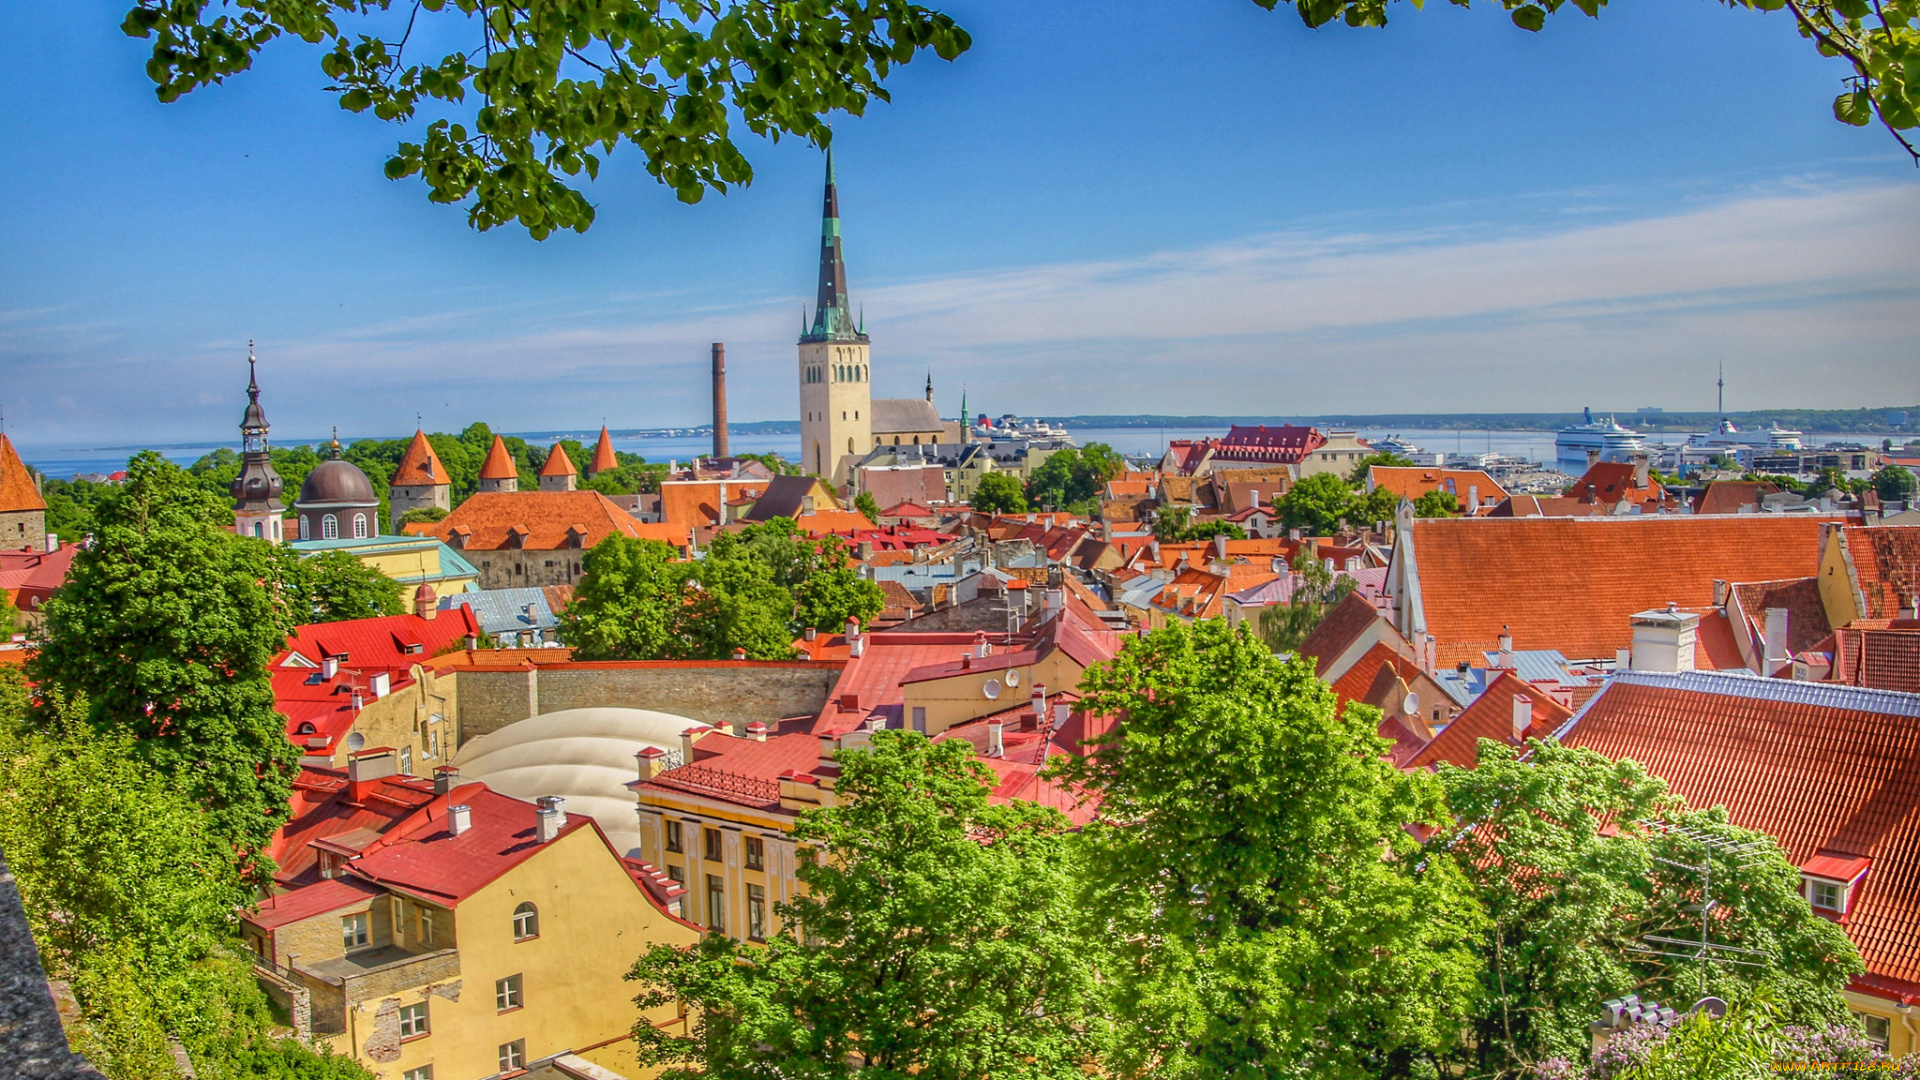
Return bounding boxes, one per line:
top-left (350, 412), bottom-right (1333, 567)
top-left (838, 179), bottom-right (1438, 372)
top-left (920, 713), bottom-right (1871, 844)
top-left (389, 483), bottom-right (451, 532)
top-left (635, 788), bottom-right (804, 947)
top-left (1816, 526), bottom-right (1866, 628)
top-left (305, 663), bottom-right (459, 775)
top-left (448, 662), bottom-right (840, 741)
top-left (1296, 430), bottom-right (1372, 479)
top-left (799, 339), bottom-right (872, 484)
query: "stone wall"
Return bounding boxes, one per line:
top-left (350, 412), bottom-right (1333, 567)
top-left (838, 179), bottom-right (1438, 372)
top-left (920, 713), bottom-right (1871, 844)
top-left (453, 662), bottom-right (843, 740)
top-left (0, 508), bottom-right (45, 555)
top-left (463, 548), bottom-right (585, 590)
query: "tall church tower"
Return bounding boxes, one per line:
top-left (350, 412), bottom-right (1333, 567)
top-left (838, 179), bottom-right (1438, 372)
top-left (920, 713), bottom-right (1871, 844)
top-left (231, 343), bottom-right (286, 542)
top-left (797, 149), bottom-right (871, 485)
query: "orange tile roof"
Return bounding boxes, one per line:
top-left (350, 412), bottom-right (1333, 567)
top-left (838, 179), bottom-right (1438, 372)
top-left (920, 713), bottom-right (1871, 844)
top-left (390, 430), bottom-right (451, 487)
top-left (658, 480), bottom-right (767, 528)
top-left (1406, 516), bottom-right (1830, 665)
top-left (431, 491), bottom-right (660, 552)
top-left (0, 435), bottom-right (44, 514)
top-left (1328, 641), bottom-right (1423, 711)
top-left (479, 435), bottom-right (517, 480)
top-left (790, 509), bottom-right (875, 537)
top-left (590, 427), bottom-right (618, 474)
top-left (1299, 592), bottom-right (1396, 677)
top-left (1370, 466), bottom-right (1507, 506)
top-left (1403, 670), bottom-right (1572, 770)
top-left (1844, 526), bottom-right (1920, 620)
top-left (1694, 480), bottom-right (1780, 515)
top-left (540, 441), bottom-right (578, 477)
top-left (1558, 670), bottom-right (1920, 994)
top-left (1563, 462), bottom-right (1670, 511)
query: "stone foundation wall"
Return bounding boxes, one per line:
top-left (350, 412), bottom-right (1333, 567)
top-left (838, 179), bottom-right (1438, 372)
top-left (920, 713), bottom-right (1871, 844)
top-left (453, 662), bottom-right (842, 741)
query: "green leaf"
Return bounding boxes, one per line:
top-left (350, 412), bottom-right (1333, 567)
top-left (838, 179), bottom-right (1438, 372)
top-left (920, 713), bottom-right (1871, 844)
top-left (1512, 5), bottom-right (1548, 31)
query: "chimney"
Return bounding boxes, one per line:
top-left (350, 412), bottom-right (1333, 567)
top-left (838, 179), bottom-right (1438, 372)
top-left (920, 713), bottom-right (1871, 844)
top-left (1632, 453), bottom-right (1651, 489)
top-left (1764, 607), bottom-right (1790, 670)
top-left (351, 691), bottom-right (365, 711)
top-left (414, 582), bottom-right (438, 619)
top-left (1468, 484), bottom-right (1479, 511)
top-left (636, 746), bottom-right (669, 780)
top-left (448, 804), bottom-right (472, 837)
top-left (536, 795), bottom-right (568, 842)
top-left (44, 532), bottom-right (58, 554)
top-left (1712, 579), bottom-right (1730, 608)
top-left (1586, 448), bottom-right (1601, 468)
top-left (847, 618), bottom-right (866, 658)
top-left (986, 719), bottom-right (1005, 758)
top-left (369, 672), bottom-right (391, 699)
top-left (322, 656), bottom-right (339, 680)
top-left (680, 725), bottom-right (706, 763)
top-left (804, 626), bottom-right (818, 642)
top-left (732, 647), bottom-right (748, 661)
top-left (1031, 683), bottom-right (1047, 719)
top-left (433, 765), bottom-right (459, 795)
top-left (1615, 647), bottom-right (1632, 669)
top-left (1512, 694), bottom-right (1533, 741)
top-left (348, 749), bottom-right (396, 800)
top-left (745, 721), bottom-right (768, 743)
top-left (1046, 587), bottom-right (1064, 612)
top-left (711, 342), bottom-right (729, 459)
top-left (1629, 605), bottom-right (1700, 672)
top-left (1213, 534), bottom-right (1228, 561)
top-left (1497, 625), bottom-right (1514, 669)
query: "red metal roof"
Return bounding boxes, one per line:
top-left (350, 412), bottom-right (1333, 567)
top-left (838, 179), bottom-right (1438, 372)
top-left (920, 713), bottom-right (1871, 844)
top-left (247, 876), bottom-right (382, 930)
top-left (344, 783), bottom-right (593, 905)
top-left (1558, 670), bottom-right (1920, 993)
top-left (269, 766), bottom-right (439, 886)
top-left (273, 609), bottom-right (480, 754)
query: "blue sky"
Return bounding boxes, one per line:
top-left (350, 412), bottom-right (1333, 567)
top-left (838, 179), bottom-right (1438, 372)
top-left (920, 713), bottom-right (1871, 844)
top-left (2, 0), bottom-right (1917, 446)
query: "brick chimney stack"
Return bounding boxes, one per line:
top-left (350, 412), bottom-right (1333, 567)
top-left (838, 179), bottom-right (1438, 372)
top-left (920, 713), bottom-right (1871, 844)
top-left (711, 342), bottom-right (729, 460)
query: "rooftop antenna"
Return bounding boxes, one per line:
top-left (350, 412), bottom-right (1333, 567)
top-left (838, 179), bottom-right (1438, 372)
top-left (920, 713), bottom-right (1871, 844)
top-left (1630, 820), bottom-right (1772, 995)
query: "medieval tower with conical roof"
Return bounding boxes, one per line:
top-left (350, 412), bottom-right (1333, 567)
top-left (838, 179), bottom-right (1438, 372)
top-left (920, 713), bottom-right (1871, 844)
top-left (231, 343), bottom-right (287, 542)
top-left (798, 149), bottom-right (872, 484)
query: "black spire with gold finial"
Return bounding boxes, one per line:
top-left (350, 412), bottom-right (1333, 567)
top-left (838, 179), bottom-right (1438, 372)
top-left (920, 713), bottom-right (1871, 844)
top-left (231, 340), bottom-right (284, 516)
top-left (801, 147), bottom-right (866, 344)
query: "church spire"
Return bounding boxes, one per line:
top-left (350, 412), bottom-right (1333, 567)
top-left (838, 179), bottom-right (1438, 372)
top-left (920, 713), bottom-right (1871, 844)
top-left (803, 146), bottom-right (865, 344)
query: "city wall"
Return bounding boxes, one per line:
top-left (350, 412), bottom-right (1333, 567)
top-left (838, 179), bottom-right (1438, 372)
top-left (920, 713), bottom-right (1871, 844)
top-left (451, 661), bottom-right (844, 740)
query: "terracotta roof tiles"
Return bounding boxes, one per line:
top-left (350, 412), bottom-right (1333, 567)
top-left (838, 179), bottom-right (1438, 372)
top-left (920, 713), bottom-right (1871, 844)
top-left (590, 427), bottom-right (618, 475)
top-left (1844, 525), bottom-right (1920, 620)
top-left (430, 491), bottom-right (661, 552)
top-left (1403, 670), bottom-right (1573, 770)
top-left (390, 430), bottom-right (451, 487)
top-left (0, 435), bottom-right (44, 514)
top-left (478, 435), bottom-right (518, 480)
top-left (539, 442), bottom-right (578, 477)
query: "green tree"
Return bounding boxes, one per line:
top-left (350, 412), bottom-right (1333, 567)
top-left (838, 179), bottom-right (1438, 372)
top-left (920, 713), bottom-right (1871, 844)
top-left (734, 451), bottom-right (801, 476)
top-left (26, 452), bottom-right (298, 876)
top-left (1432, 740), bottom-right (1860, 1075)
top-left (556, 535), bottom-right (687, 660)
top-left (1346, 450), bottom-right (1415, 485)
top-left (1025, 443), bottom-right (1125, 511)
top-left (1273, 471), bottom-right (1359, 535)
top-left (629, 729), bottom-right (1104, 1078)
top-left (399, 505), bottom-right (449, 525)
top-left (1257, 547), bottom-right (1359, 653)
top-left (1413, 489), bottom-right (1463, 517)
top-left (1156, 516), bottom-right (1248, 542)
top-left (40, 473), bottom-right (120, 541)
top-left (281, 548), bottom-right (406, 622)
top-left (1871, 463), bottom-right (1917, 501)
top-left (1051, 621), bottom-right (1485, 1078)
top-left (853, 489), bottom-right (882, 521)
top-left (124, 0), bottom-right (970, 237)
top-left (970, 471), bottom-right (1027, 514)
top-left (682, 533), bottom-right (803, 659)
top-left (0, 587), bottom-right (17, 636)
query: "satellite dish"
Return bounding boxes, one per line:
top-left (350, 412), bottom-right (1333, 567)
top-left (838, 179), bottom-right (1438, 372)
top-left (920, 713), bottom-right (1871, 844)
top-left (1005, 669), bottom-right (1020, 687)
top-left (1691, 997), bottom-right (1728, 1019)
top-left (1402, 693), bottom-right (1420, 716)
top-left (983, 679), bottom-right (1002, 700)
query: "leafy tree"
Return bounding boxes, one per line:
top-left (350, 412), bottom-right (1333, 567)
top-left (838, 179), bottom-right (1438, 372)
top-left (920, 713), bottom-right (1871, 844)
top-left (853, 489), bottom-right (882, 521)
top-left (26, 452), bottom-right (299, 877)
top-left (1257, 547), bottom-right (1359, 653)
top-left (399, 505), bottom-right (449, 525)
top-left (556, 535), bottom-right (687, 660)
top-left (1051, 621), bottom-right (1485, 1078)
top-left (280, 548), bottom-right (405, 622)
top-left (1273, 471), bottom-right (1358, 535)
top-left (1871, 463), bottom-right (1917, 501)
top-left (124, 0), bottom-right (970, 237)
top-left (1413, 489), bottom-right (1463, 517)
top-left (734, 451), bottom-right (802, 476)
top-left (1025, 442), bottom-right (1125, 509)
top-left (582, 452), bottom-right (670, 496)
top-left (970, 471), bottom-right (1027, 514)
top-left (1155, 516), bottom-right (1248, 542)
top-left (629, 729), bottom-right (1104, 1078)
top-left (40, 473), bottom-right (120, 541)
top-left (682, 534), bottom-right (803, 659)
top-left (0, 587), bottom-right (17, 636)
top-left (1346, 450), bottom-right (1415, 485)
top-left (1432, 740), bottom-right (1860, 1075)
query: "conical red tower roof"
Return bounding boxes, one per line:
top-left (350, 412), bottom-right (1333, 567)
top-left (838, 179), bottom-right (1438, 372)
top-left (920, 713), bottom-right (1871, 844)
top-left (0, 435), bottom-right (44, 513)
top-left (590, 427), bottom-right (618, 475)
top-left (391, 430), bottom-right (452, 486)
top-left (539, 441), bottom-right (578, 478)
top-left (478, 435), bottom-right (518, 481)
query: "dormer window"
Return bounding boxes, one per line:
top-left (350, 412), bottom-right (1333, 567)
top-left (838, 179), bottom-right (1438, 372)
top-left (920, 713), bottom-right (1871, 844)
top-left (1805, 877), bottom-right (1845, 912)
top-left (1799, 852), bottom-right (1869, 916)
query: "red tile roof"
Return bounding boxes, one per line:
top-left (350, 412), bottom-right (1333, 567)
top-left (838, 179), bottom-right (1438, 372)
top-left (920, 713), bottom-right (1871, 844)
top-left (658, 480), bottom-right (767, 528)
top-left (1730, 577), bottom-right (1832, 660)
top-left (1371, 466), bottom-right (1508, 507)
top-left (1298, 591), bottom-right (1394, 677)
top-left (1557, 670), bottom-right (1920, 994)
top-left (390, 430), bottom-right (451, 487)
top-left (1405, 516), bottom-right (1831, 665)
top-left (590, 427), bottom-right (618, 475)
top-left (1403, 670), bottom-right (1573, 770)
top-left (432, 490), bottom-right (662, 552)
top-left (0, 542), bottom-right (76, 611)
top-left (540, 441), bottom-right (578, 478)
top-left (1694, 480), bottom-right (1781, 515)
top-left (273, 609), bottom-right (481, 754)
top-left (1843, 526), bottom-right (1920, 620)
top-left (1832, 624), bottom-right (1920, 693)
top-left (642, 731), bottom-right (823, 812)
top-left (1562, 462), bottom-right (1671, 511)
top-left (479, 435), bottom-right (518, 480)
top-left (0, 435), bottom-right (44, 515)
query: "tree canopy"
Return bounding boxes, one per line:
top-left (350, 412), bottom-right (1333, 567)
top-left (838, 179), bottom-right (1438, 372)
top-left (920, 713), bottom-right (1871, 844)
top-left (629, 729), bottom-right (1103, 1078)
top-left (1051, 620), bottom-right (1485, 1078)
top-left (1274, 471), bottom-right (1399, 535)
top-left (280, 548), bottom-right (406, 622)
top-left (969, 471), bottom-right (1027, 514)
top-left (1256, 546), bottom-right (1359, 653)
top-left (1024, 443), bottom-right (1125, 513)
top-left (26, 453), bottom-right (299, 879)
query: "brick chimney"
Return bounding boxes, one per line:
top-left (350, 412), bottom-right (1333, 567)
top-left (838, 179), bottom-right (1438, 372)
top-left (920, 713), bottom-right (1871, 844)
top-left (711, 342), bottom-right (729, 460)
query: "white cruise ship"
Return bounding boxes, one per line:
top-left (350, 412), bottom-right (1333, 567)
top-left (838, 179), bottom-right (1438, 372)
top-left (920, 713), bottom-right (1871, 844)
top-left (1555, 408), bottom-right (1646, 472)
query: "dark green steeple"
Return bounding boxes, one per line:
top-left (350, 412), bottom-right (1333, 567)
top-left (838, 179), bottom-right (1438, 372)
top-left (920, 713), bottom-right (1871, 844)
top-left (801, 148), bottom-right (867, 344)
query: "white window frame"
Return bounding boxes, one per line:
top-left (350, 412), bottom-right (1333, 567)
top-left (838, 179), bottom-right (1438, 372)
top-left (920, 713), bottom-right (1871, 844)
top-left (1804, 874), bottom-right (1851, 913)
top-left (398, 1001), bottom-right (429, 1039)
top-left (342, 912), bottom-right (370, 950)
top-left (513, 903), bottom-right (538, 941)
top-left (321, 513), bottom-right (339, 540)
top-left (498, 1040), bottom-right (525, 1072)
top-left (417, 906), bottom-right (435, 945)
top-left (496, 973), bottom-right (523, 1012)
top-left (352, 512), bottom-right (369, 538)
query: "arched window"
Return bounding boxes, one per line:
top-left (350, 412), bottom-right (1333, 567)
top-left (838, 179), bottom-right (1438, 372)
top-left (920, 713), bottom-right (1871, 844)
top-left (321, 514), bottom-right (339, 540)
top-left (513, 902), bottom-right (538, 940)
top-left (847, 437), bottom-right (855, 455)
top-left (296, 722), bottom-right (316, 735)
top-left (299, 516), bottom-right (310, 540)
top-left (893, 436), bottom-right (900, 445)
top-left (352, 513), bottom-right (369, 539)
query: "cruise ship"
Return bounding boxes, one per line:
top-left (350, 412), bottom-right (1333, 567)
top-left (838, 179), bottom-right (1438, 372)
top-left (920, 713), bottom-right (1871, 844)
top-left (1555, 408), bottom-right (1646, 473)
top-left (1687, 419), bottom-right (1806, 455)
